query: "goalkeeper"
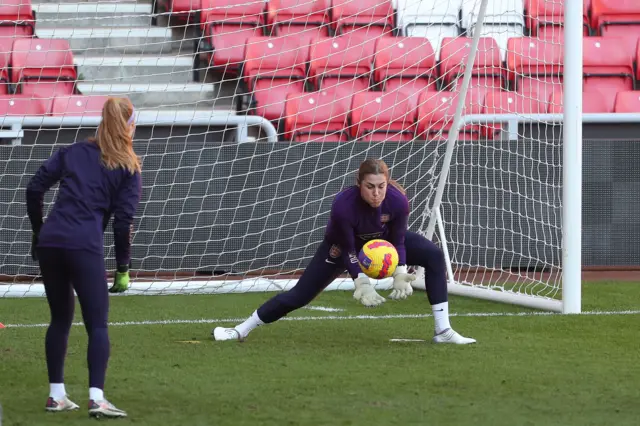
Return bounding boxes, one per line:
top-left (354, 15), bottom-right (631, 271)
top-left (213, 159), bottom-right (475, 345)
top-left (25, 97), bottom-right (140, 418)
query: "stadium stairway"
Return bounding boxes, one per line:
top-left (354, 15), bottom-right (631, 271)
top-left (31, 1), bottom-right (233, 111)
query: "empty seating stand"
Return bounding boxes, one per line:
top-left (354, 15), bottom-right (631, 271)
top-left (506, 37), bottom-right (563, 97)
top-left (416, 89), bottom-right (485, 140)
top-left (350, 91), bottom-right (416, 141)
top-left (267, 0), bottom-right (331, 41)
top-left (526, 0), bottom-right (590, 41)
top-left (439, 36), bottom-right (504, 94)
top-left (0, 0), bottom-right (35, 53)
top-left (591, 0), bottom-right (640, 37)
top-left (241, 36), bottom-right (309, 121)
top-left (309, 34), bottom-right (377, 94)
top-left (49, 95), bottom-right (110, 116)
top-left (284, 91), bottom-right (352, 142)
top-left (583, 36), bottom-right (635, 108)
top-left (0, 0), bottom-right (35, 94)
top-left (331, 0), bottom-right (395, 37)
top-left (373, 37), bottom-right (437, 105)
top-left (396, 0), bottom-right (461, 60)
top-left (199, 0), bottom-right (265, 76)
top-left (481, 91), bottom-right (547, 138)
top-left (0, 95), bottom-right (47, 115)
top-left (157, 0), bottom-right (201, 23)
top-left (613, 90), bottom-right (640, 112)
top-left (548, 89), bottom-right (614, 113)
top-left (10, 38), bottom-right (77, 96)
top-left (159, 0), bottom-right (640, 143)
top-left (462, 0), bottom-right (525, 58)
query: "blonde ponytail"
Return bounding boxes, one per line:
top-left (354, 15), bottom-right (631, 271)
top-left (96, 97), bottom-right (140, 174)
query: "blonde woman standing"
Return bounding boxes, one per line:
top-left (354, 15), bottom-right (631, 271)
top-left (26, 97), bottom-right (141, 418)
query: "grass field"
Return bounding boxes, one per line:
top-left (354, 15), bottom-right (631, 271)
top-left (1, 281), bottom-right (639, 426)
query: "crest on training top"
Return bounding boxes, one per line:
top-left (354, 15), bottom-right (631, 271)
top-left (380, 214), bottom-right (390, 223)
top-left (329, 244), bottom-right (342, 258)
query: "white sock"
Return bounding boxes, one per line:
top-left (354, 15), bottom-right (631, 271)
top-left (432, 302), bottom-right (451, 334)
top-left (49, 383), bottom-right (66, 400)
top-left (89, 387), bottom-right (104, 401)
top-left (235, 310), bottom-right (264, 338)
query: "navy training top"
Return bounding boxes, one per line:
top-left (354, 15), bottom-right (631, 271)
top-left (324, 184), bottom-right (410, 278)
top-left (26, 140), bottom-right (141, 267)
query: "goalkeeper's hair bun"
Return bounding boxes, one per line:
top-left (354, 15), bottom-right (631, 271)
top-left (357, 158), bottom-right (406, 194)
top-left (95, 97), bottom-right (141, 175)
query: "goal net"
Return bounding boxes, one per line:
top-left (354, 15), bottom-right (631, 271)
top-left (0, 0), bottom-right (580, 312)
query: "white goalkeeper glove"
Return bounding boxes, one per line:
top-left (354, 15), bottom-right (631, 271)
top-left (388, 265), bottom-right (415, 300)
top-left (353, 273), bottom-right (386, 307)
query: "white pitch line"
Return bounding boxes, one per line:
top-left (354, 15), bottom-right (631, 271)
top-left (3, 310), bottom-right (640, 329)
top-left (303, 306), bottom-right (345, 312)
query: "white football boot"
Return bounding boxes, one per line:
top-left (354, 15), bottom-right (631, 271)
top-left (432, 328), bottom-right (477, 344)
top-left (88, 399), bottom-right (127, 418)
top-left (212, 327), bottom-right (244, 342)
top-left (45, 396), bottom-right (80, 412)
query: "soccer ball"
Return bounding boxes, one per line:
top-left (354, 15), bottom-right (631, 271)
top-left (358, 239), bottom-right (399, 279)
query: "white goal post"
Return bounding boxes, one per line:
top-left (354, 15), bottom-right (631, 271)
top-left (416, 0), bottom-right (583, 313)
top-left (0, 0), bottom-right (582, 314)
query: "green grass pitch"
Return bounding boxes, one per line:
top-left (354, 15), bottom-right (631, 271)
top-left (1, 281), bottom-right (639, 426)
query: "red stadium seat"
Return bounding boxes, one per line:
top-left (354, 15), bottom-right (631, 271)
top-left (199, 0), bottom-right (264, 29)
top-left (613, 90), bottom-right (640, 112)
top-left (243, 37), bottom-right (309, 88)
top-left (481, 91), bottom-right (548, 138)
top-left (0, 53), bottom-right (9, 95)
top-left (331, 0), bottom-right (394, 37)
top-left (242, 36), bottom-right (309, 121)
top-left (350, 91), bottom-right (416, 141)
top-left (548, 89), bottom-right (615, 113)
top-left (507, 37), bottom-right (563, 98)
top-left (10, 38), bottom-right (77, 94)
top-left (267, 0), bottom-right (330, 42)
top-left (591, 0), bottom-right (640, 37)
top-left (48, 95), bottom-right (110, 116)
top-left (583, 37), bottom-right (634, 110)
top-left (0, 95), bottom-right (46, 115)
top-left (0, 0), bottom-right (35, 54)
top-left (416, 89), bottom-right (485, 141)
top-left (158, 0), bottom-right (200, 23)
top-left (200, 0), bottom-right (264, 75)
top-left (309, 34), bottom-right (377, 91)
top-left (283, 91), bottom-right (352, 142)
top-left (526, 0), bottom-right (590, 39)
top-left (381, 80), bottom-right (434, 112)
top-left (373, 37), bottom-right (437, 96)
top-left (439, 37), bottom-right (504, 91)
top-left (636, 39), bottom-right (640, 81)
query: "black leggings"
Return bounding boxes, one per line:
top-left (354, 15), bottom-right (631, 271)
top-left (38, 247), bottom-right (110, 390)
top-left (257, 231), bottom-right (447, 323)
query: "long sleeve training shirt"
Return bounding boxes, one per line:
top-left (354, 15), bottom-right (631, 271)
top-left (324, 184), bottom-right (410, 278)
top-left (26, 140), bottom-right (141, 267)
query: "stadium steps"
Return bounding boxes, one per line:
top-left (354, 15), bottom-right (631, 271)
top-left (32, 2), bottom-right (230, 110)
top-left (75, 83), bottom-right (216, 109)
top-left (32, 2), bottom-right (154, 28)
top-left (73, 55), bottom-right (194, 84)
top-left (35, 27), bottom-right (179, 55)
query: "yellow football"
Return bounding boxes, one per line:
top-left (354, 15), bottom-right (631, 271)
top-left (357, 239), bottom-right (399, 279)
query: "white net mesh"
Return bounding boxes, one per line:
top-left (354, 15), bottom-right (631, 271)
top-left (0, 0), bottom-right (572, 306)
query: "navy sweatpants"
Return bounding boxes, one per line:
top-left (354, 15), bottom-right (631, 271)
top-left (257, 231), bottom-right (447, 323)
top-left (37, 248), bottom-right (110, 390)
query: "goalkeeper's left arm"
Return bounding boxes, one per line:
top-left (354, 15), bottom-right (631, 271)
top-left (109, 171), bottom-right (141, 293)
